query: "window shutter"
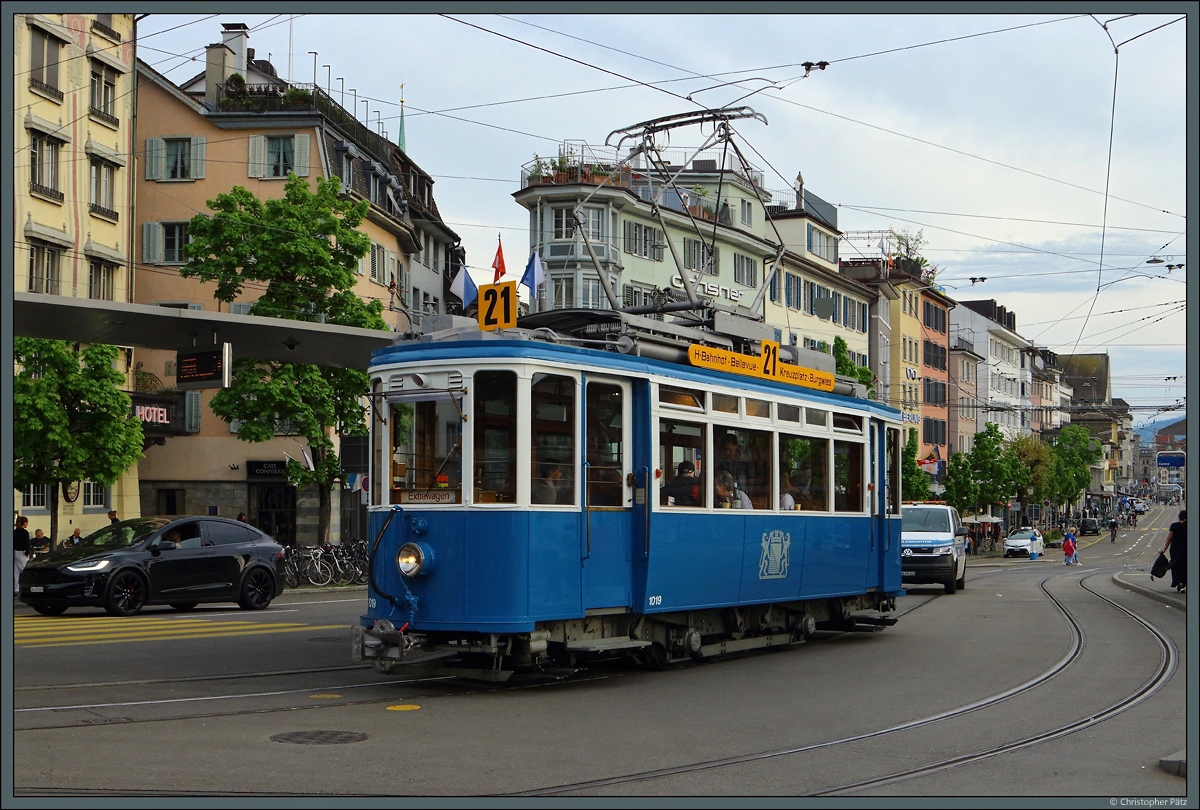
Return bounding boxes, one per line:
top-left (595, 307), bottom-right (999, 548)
top-left (623, 220), bottom-right (633, 254)
top-left (248, 135), bottom-right (265, 178)
top-left (190, 137), bottom-right (206, 179)
top-left (185, 391), bottom-right (201, 432)
top-left (682, 238), bottom-right (695, 270)
top-left (142, 222), bottom-right (161, 264)
top-left (293, 134), bottom-right (310, 176)
top-left (622, 284), bottom-right (634, 307)
top-left (653, 229), bottom-right (665, 261)
top-left (710, 245), bottom-right (719, 275)
top-left (144, 138), bottom-right (162, 180)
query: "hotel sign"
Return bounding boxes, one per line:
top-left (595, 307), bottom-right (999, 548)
top-left (687, 341), bottom-right (836, 393)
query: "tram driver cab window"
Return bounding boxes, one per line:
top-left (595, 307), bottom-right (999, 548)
top-left (530, 373), bottom-right (575, 506)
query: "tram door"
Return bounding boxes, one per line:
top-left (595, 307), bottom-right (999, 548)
top-left (580, 376), bottom-right (633, 609)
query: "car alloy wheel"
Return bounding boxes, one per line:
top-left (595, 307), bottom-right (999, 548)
top-left (104, 570), bottom-right (148, 617)
top-left (238, 568), bottom-right (275, 610)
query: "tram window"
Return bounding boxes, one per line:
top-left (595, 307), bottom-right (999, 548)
top-left (745, 398), bottom-right (770, 419)
top-left (712, 393), bottom-right (739, 414)
top-left (474, 371), bottom-right (517, 503)
top-left (715, 426), bottom-right (771, 509)
top-left (833, 440), bottom-right (864, 512)
top-left (531, 373), bottom-right (576, 505)
top-left (805, 408), bottom-right (828, 428)
top-left (370, 379), bottom-right (384, 505)
top-left (660, 385), bottom-right (704, 410)
top-left (777, 403), bottom-right (800, 423)
top-left (391, 398), bottom-right (462, 503)
top-left (886, 427), bottom-right (901, 514)
top-left (659, 419), bottom-right (706, 507)
top-left (833, 413), bottom-right (863, 433)
top-left (779, 434), bottom-right (829, 511)
top-left (586, 382), bottom-right (623, 507)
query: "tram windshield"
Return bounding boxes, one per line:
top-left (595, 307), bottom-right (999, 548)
top-left (389, 395), bottom-right (464, 505)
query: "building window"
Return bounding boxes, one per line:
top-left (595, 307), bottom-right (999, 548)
top-left (89, 62), bottom-right (118, 121)
top-left (551, 275), bottom-right (574, 309)
top-left (622, 221), bottom-right (664, 260)
top-left (580, 207), bottom-right (604, 241)
top-left (29, 132), bottom-right (62, 199)
top-left (29, 27), bottom-right (62, 98)
top-left (267, 136), bottom-right (294, 177)
top-left (165, 138), bottom-right (191, 179)
top-left (82, 481), bottom-right (108, 508)
top-left (580, 277), bottom-right (604, 309)
top-left (552, 208), bottom-right (574, 240)
top-left (163, 223), bottom-right (189, 263)
top-left (683, 238), bottom-right (718, 275)
top-left (733, 253), bottom-right (758, 287)
top-left (88, 260), bottom-right (115, 301)
top-left (740, 199), bottom-right (753, 226)
top-left (28, 242), bottom-right (62, 295)
top-left (22, 484), bottom-right (52, 510)
top-left (89, 158), bottom-right (117, 217)
top-left (807, 224), bottom-right (837, 263)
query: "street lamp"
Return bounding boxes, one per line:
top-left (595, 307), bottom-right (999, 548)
top-left (336, 78), bottom-right (344, 108)
top-left (322, 65), bottom-right (330, 97)
top-left (309, 52), bottom-right (318, 89)
top-left (350, 89), bottom-right (357, 119)
top-left (361, 98), bottom-right (370, 128)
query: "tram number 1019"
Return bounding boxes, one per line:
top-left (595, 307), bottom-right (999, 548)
top-left (648, 595), bottom-right (663, 607)
top-left (477, 281), bottom-right (518, 331)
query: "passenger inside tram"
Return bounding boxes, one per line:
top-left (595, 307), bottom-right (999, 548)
top-left (714, 470), bottom-right (753, 509)
top-left (661, 460), bottom-right (700, 506)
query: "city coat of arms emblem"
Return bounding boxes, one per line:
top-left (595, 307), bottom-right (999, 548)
top-left (759, 530), bottom-right (791, 579)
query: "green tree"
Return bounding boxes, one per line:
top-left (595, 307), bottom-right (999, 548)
top-left (1007, 434), bottom-right (1052, 523)
top-left (830, 336), bottom-right (874, 394)
top-left (13, 339), bottom-right (144, 549)
top-left (941, 451), bottom-right (978, 514)
top-left (967, 423), bottom-right (1013, 515)
top-left (1047, 424), bottom-right (1101, 515)
top-left (892, 226), bottom-right (941, 284)
top-left (181, 174), bottom-right (386, 545)
top-left (901, 428), bottom-right (930, 501)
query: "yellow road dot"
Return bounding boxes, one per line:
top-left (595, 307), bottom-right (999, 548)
top-left (386, 704), bottom-right (421, 711)
top-left (308, 694), bottom-right (341, 699)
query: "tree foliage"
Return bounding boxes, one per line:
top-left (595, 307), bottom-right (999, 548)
top-left (901, 428), bottom-right (930, 501)
top-left (1046, 424), bottom-right (1102, 512)
top-left (941, 451), bottom-right (978, 514)
top-left (1007, 434), bottom-right (1052, 520)
top-left (891, 226), bottom-right (940, 284)
top-left (13, 339), bottom-right (144, 548)
top-left (967, 422), bottom-right (1013, 512)
top-left (831, 336), bottom-right (874, 393)
top-left (181, 174), bottom-right (386, 544)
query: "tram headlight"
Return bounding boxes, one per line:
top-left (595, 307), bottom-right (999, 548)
top-left (397, 542), bottom-right (434, 577)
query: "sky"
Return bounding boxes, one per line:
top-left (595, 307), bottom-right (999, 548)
top-left (133, 9), bottom-right (1192, 427)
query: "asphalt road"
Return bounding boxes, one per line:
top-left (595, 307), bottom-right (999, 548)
top-left (7, 504), bottom-right (1188, 802)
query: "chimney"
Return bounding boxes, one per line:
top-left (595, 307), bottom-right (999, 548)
top-left (221, 22), bottom-right (250, 75)
top-left (204, 42), bottom-right (232, 107)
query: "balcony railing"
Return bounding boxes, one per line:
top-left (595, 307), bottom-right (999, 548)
top-left (29, 78), bottom-right (63, 101)
top-left (90, 18), bottom-right (121, 41)
top-left (29, 182), bottom-right (64, 203)
top-left (89, 105), bottom-right (120, 127)
top-left (89, 202), bottom-right (119, 220)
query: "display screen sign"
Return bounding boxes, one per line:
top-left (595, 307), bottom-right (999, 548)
top-left (176, 343), bottom-right (231, 390)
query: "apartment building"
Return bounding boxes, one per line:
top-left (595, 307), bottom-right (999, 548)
top-left (14, 13), bottom-right (142, 537)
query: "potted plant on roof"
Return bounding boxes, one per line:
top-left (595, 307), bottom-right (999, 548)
top-left (553, 146), bottom-right (576, 183)
top-left (528, 154), bottom-right (550, 185)
top-left (689, 184), bottom-right (709, 218)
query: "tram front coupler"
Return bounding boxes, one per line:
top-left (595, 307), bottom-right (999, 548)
top-left (352, 618), bottom-right (417, 667)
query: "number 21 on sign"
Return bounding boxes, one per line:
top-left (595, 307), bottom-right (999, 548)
top-left (477, 281), bottom-right (518, 331)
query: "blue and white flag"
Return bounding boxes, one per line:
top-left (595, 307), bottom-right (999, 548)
top-left (450, 261), bottom-right (477, 308)
top-left (520, 249), bottom-right (544, 294)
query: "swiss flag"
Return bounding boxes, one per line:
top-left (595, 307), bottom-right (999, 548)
top-left (492, 236), bottom-right (506, 284)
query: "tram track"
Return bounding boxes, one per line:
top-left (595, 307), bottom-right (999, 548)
top-left (512, 568), bottom-right (1179, 797)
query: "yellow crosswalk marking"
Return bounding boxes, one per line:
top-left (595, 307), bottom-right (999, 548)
top-left (15, 616), bottom-right (347, 648)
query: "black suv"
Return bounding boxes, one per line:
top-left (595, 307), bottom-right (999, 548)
top-left (18, 516), bottom-right (285, 616)
top-left (1079, 517), bottom-right (1101, 536)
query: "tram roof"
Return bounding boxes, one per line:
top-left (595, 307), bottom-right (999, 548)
top-left (371, 338), bottom-right (901, 419)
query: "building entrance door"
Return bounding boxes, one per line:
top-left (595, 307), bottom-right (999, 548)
top-left (250, 483), bottom-right (297, 546)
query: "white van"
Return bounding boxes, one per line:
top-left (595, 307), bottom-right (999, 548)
top-left (900, 503), bottom-right (968, 595)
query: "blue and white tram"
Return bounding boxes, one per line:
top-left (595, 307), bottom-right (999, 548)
top-left (354, 318), bottom-right (904, 680)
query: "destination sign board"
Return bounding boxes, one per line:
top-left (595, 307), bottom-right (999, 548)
top-left (176, 343), bottom-right (231, 390)
top-left (687, 342), bottom-right (836, 392)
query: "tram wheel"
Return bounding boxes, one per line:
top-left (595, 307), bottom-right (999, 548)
top-left (644, 642), bottom-right (670, 671)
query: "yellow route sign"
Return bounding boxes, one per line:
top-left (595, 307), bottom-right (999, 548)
top-left (687, 341), bottom-right (835, 392)
top-left (477, 281), bottom-right (518, 331)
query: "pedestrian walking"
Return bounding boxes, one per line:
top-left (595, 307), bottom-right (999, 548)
top-left (14, 516), bottom-right (31, 597)
top-left (1160, 510), bottom-right (1187, 593)
top-left (1062, 530), bottom-right (1078, 566)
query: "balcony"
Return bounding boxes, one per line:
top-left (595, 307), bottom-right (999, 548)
top-left (90, 18), bottom-right (121, 41)
top-left (88, 105), bottom-right (120, 128)
top-left (29, 182), bottom-right (64, 203)
top-left (89, 202), bottom-right (119, 221)
top-left (29, 78), bottom-right (63, 102)
top-left (216, 82), bottom-right (395, 169)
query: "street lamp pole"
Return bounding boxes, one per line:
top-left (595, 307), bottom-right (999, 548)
top-left (309, 51), bottom-right (317, 90)
top-left (350, 89), bottom-right (357, 119)
top-left (322, 65), bottom-right (330, 97)
top-left (337, 78), bottom-right (344, 108)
